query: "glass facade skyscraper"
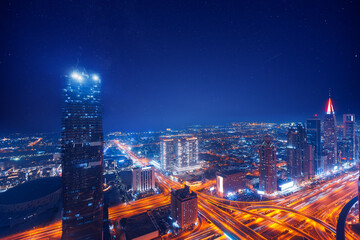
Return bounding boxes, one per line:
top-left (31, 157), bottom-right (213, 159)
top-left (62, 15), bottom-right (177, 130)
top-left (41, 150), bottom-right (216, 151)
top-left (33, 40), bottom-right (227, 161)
top-left (259, 135), bottom-right (277, 194)
top-left (323, 97), bottom-right (338, 171)
top-left (61, 71), bottom-right (104, 240)
top-left (287, 123), bottom-right (307, 181)
top-left (342, 114), bottom-right (355, 163)
top-left (306, 116), bottom-right (321, 175)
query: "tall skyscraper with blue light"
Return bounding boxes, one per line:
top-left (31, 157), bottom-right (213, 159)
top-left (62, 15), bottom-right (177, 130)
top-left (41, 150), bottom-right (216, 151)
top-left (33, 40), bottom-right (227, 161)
top-left (61, 71), bottom-right (104, 240)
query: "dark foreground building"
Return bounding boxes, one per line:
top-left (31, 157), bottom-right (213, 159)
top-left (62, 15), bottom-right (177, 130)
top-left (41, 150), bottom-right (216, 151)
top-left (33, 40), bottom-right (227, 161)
top-left (61, 71), bottom-right (104, 239)
top-left (0, 177), bottom-right (61, 229)
top-left (170, 185), bottom-right (197, 230)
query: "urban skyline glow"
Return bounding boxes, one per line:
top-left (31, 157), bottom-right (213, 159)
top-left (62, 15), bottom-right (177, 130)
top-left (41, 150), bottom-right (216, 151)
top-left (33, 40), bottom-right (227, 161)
top-left (0, 1), bottom-right (360, 240)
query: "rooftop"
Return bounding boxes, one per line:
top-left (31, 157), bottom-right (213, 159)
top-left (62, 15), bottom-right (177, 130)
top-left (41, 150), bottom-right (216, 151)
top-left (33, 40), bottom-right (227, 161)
top-left (171, 185), bottom-right (197, 201)
top-left (124, 212), bottom-right (158, 239)
top-left (0, 177), bottom-right (61, 205)
top-left (217, 169), bottom-right (247, 177)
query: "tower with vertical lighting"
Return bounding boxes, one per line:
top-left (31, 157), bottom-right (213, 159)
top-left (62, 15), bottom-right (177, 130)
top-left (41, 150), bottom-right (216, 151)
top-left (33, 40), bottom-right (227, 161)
top-left (61, 71), bottom-right (104, 239)
top-left (259, 135), bottom-right (277, 194)
top-left (323, 92), bottom-right (338, 171)
top-left (306, 115), bottom-right (321, 175)
top-left (342, 114), bottom-right (356, 164)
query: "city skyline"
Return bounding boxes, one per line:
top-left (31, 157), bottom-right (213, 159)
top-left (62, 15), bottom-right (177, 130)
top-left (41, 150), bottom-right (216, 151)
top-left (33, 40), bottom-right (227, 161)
top-left (1, 1), bottom-right (360, 240)
top-left (1, 1), bottom-right (360, 134)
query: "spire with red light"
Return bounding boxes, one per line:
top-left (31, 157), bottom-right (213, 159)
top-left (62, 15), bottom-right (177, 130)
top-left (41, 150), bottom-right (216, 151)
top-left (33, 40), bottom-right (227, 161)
top-left (326, 88), bottom-right (335, 114)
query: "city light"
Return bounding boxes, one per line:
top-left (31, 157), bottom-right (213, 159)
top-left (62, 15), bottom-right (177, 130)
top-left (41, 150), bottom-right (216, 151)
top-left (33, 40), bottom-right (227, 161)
top-left (280, 181), bottom-right (295, 191)
top-left (2, 2), bottom-right (359, 240)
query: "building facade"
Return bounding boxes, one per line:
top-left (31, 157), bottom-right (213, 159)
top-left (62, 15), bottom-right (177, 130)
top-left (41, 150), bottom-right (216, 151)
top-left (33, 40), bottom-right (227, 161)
top-left (61, 71), bottom-right (104, 240)
top-left (216, 170), bottom-right (247, 197)
top-left (160, 138), bottom-right (175, 170)
top-left (305, 144), bottom-right (315, 178)
top-left (258, 135), bottom-right (277, 194)
top-left (287, 123), bottom-right (307, 181)
top-left (342, 114), bottom-right (356, 163)
top-left (170, 185), bottom-right (198, 229)
top-left (160, 136), bottom-right (199, 172)
top-left (132, 166), bottom-right (155, 192)
top-left (323, 97), bottom-right (338, 171)
top-left (306, 116), bottom-right (322, 175)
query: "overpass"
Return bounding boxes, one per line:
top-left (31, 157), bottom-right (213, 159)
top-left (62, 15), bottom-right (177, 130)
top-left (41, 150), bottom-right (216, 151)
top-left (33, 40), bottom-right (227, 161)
top-left (336, 196), bottom-right (358, 240)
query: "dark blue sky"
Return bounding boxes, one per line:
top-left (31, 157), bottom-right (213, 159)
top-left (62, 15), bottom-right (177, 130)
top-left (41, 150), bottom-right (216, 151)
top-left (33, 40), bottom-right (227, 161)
top-left (1, 1), bottom-right (359, 134)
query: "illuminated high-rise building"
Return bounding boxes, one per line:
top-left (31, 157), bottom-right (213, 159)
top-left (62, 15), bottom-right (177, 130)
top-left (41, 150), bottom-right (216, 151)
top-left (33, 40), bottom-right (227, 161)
top-left (132, 166), bottom-right (155, 192)
top-left (61, 71), bottom-right (104, 239)
top-left (160, 136), bottom-right (199, 171)
top-left (323, 95), bottom-right (338, 171)
top-left (286, 123), bottom-right (307, 181)
top-left (306, 144), bottom-right (315, 178)
top-left (175, 137), bottom-right (198, 169)
top-left (342, 114), bottom-right (355, 163)
top-left (306, 116), bottom-right (321, 174)
top-left (259, 135), bottom-right (277, 194)
top-left (160, 137), bottom-right (175, 170)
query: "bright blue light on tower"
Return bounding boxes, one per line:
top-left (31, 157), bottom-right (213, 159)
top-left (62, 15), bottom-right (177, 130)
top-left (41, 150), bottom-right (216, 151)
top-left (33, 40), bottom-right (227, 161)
top-left (71, 72), bottom-right (83, 82)
top-left (92, 74), bottom-right (99, 81)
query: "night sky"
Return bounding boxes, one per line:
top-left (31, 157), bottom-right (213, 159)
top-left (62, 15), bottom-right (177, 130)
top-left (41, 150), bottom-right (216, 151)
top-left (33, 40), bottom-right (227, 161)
top-left (1, 1), bottom-right (360, 134)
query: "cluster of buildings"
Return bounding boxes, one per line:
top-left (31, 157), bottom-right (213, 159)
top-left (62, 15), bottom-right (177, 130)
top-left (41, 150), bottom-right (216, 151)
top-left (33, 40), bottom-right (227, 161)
top-left (1, 67), bottom-right (359, 239)
top-left (160, 136), bottom-right (200, 173)
top-left (215, 95), bottom-right (359, 196)
top-left (286, 96), bottom-right (357, 184)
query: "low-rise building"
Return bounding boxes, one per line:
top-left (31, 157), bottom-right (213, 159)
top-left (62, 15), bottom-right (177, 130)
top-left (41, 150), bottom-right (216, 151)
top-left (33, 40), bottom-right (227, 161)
top-left (216, 170), bottom-right (248, 197)
top-left (132, 166), bottom-right (155, 192)
top-left (121, 212), bottom-right (159, 240)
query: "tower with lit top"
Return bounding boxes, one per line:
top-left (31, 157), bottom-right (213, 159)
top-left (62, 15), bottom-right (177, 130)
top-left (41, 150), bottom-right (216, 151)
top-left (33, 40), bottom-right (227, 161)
top-left (323, 91), bottom-right (338, 171)
top-left (259, 135), bottom-right (277, 194)
top-left (61, 71), bottom-right (104, 239)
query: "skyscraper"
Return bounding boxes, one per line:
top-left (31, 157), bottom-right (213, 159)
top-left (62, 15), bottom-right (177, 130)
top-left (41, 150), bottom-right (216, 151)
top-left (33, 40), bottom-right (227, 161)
top-left (259, 135), bottom-right (277, 194)
top-left (175, 137), bottom-right (199, 169)
top-left (160, 137), bottom-right (175, 170)
top-left (306, 144), bottom-right (315, 178)
top-left (342, 114), bottom-right (356, 163)
top-left (160, 136), bottom-right (199, 172)
top-left (306, 116), bottom-right (321, 175)
top-left (61, 71), bottom-right (104, 239)
top-left (286, 123), bottom-right (307, 181)
top-left (323, 96), bottom-right (338, 171)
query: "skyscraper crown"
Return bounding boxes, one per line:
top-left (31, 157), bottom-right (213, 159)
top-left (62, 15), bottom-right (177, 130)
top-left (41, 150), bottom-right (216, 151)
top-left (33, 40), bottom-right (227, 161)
top-left (326, 97), bottom-right (335, 115)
